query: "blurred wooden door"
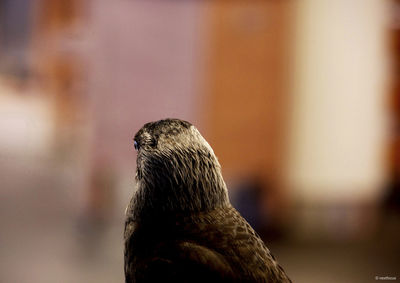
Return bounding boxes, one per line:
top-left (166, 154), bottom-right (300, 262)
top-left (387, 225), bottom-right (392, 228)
top-left (202, 1), bottom-right (294, 224)
top-left (203, 2), bottom-right (292, 185)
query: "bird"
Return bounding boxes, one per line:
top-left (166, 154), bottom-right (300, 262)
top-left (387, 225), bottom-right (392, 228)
top-left (124, 118), bottom-right (291, 283)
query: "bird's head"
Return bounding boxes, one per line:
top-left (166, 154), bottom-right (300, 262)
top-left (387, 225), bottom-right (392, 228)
top-left (128, 118), bottom-right (229, 220)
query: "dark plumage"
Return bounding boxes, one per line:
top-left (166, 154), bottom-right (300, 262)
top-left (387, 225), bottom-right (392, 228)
top-left (124, 119), bottom-right (291, 283)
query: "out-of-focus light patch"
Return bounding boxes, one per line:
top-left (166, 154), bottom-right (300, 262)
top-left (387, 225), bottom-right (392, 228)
top-left (0, 83), bottom-right (54, 157)
top-left (288, 0), bottom-right (389, 203)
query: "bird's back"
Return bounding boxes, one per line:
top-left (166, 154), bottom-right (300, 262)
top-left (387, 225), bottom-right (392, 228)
top-left (124, 204), bottom-right (291, 283)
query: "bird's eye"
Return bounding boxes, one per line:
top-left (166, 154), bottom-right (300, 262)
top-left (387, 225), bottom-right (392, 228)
top-left (134, 140), bottom-right (139, 151)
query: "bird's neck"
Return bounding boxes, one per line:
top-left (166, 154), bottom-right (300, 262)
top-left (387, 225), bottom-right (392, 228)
top-left (127, 173), bottom-right (229, 222)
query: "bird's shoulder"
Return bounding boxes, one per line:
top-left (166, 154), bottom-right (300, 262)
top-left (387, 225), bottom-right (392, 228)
top-left (125, 205), bottom-right (290, 282)
top-left (125, 218), bottom-right (235, 282)
top-left (130, 241), bottom-right (235, 283)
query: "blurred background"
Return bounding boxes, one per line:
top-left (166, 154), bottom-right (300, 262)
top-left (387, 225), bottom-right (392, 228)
top-left (0, 0), bottom-right (399, 282)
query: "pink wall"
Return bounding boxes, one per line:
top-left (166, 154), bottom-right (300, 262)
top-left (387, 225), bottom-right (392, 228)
top-left (87, 1), bottom-right (206, 169)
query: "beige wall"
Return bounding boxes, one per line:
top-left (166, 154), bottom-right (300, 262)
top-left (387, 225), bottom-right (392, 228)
top-left (288, 0), bottom-right (389, 203)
